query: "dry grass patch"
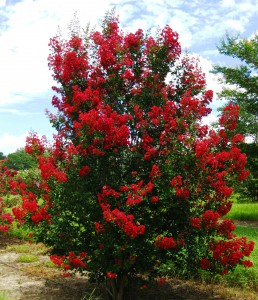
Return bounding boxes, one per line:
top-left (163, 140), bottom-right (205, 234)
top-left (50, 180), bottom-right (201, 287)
top-left (6, 242), bottom-right (50, 255)
top-left (21, 265), bottom-right (62, 279)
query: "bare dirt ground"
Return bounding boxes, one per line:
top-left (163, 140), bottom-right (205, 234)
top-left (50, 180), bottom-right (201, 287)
top-left (0, 234), bottom-right (257, 300)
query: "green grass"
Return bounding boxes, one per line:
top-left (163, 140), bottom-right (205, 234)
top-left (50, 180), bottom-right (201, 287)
top-left (0, 292), bottom-right (8, 300)
top-left (16, 254), bottom-right (39, 263)
top-left (225, 202), bottom-right (258, 221)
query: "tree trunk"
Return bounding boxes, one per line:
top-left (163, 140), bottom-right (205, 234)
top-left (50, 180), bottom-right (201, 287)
top-left (106, 275), bottom-right (127, 300)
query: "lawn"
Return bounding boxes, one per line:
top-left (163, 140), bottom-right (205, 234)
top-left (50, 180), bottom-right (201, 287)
top-left (225, 202), bottom-right (258, 221)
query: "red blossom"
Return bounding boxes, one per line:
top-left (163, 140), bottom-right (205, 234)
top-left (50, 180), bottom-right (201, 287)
top-left (219, 103), bottom-right (239, 131)
top-left (202, 210), bottom-right (219, 230)
top-left (149, 164), bottom-right (162, 180)
top-left (78, 166), bottom-right (91, 177)
top-left (200, 258), bottom-right (210, 270)
top-left (151, 196), bottom-right (159, 203)
top-left (158, 277), bottom-right (167, 286)
top-left (95, 222), bottom-right (106, 233)
top-left (241, 260), bottom-right (253, 268)
top-left (107, 272), bottom-right (117, 278)
top-left (154, 235), bottom-right (178, 250)
top-left (190, 217), bottom-right (201, 229)
top-left (170, 175), bottom-right (183, 187)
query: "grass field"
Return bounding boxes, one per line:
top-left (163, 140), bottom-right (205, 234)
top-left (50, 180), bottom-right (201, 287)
top-left (225, 202), bottom-right (258, 221)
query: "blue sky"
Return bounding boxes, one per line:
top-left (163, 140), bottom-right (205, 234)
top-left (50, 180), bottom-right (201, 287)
top-left (0, 0), bottom-right (257, 155)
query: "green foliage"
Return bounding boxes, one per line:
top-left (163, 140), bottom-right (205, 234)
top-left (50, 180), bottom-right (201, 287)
top-left (0, 152), bottom-right (6, 160)
top-left (5, 148), bottom-right (37, 171)
top-left (212, 33), bottom-right (258, 142)
top-left (7, 222), bottom-right (31, 240)
top-left (237, 143), bottom-right (258, 201)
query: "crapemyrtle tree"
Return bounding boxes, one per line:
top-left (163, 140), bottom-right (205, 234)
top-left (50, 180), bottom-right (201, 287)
top-left (0, 162), bottom-right (15, 233)
top-left (2, 13), bottom-right (254, 300)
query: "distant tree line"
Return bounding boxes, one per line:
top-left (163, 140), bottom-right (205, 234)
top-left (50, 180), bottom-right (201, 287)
top-left (1, 148), bottom-right (36, 171)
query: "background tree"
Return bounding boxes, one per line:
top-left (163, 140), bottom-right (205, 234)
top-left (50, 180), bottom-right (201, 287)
top-left (6, 13), bottom-right (254, 300)
top-left (5, 148), bottom-right (37, 171)
top-left (212, 33), bottom-right (258, 141)
top-left (212, 33), bottom-right (258, 201)
top-left (0, 152), bottom-right (6, 160)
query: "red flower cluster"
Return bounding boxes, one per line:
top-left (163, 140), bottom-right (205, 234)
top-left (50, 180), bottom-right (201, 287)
top-left (107, 272), bottom-right (117, 278)
top-left (78, 165), bottom-right (91, 177)
top-left (149, 164), bottom-right (162, 180)
top-left (201, 237), bottom-right (255, 273)
top-left (25, 134), bottom-right (46, 156)
top-left (108, 208), bottom-right (145, 239)
top-left (38, 156), bottom-right (67, 183)
top-left (154, 235), bottom-right (178, 250)
top-left (202, 210), bottom-right (219, 230)
top-left (50, 251), bottom-right (88, 271)
top-left (219, 103), bottom-right (240, 131)
top-left (0, 213), bottom-right (13, 233)
top-left (95, 222), bottom-right (106, 233)
top-left (190, 217), bottom-right (201, 229)
top-left (217, 219), bottom-right (236, 238)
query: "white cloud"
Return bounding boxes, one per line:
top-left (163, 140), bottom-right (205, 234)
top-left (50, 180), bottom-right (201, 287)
top-left (225, 18), bottom-right (246, 32)
top-left (194, 55), bottom-right (223, 96)
top-left (0, 108), bottom-right (40, 115)
top-left (0, 132), bottom-right (28, 155)
top-left (221, 0), bottom-right (236, 7)
top-left (202, 113), bottom-right (219, 127)
top-left (168, 11), bottom-right (198, 49)
top-left (249, 30), bottom-right (258, 39)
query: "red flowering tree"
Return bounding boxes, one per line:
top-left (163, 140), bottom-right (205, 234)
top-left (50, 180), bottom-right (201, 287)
top-left (2, 13), bottom-right (254, 300)
top-left (0, 163), bottom-right (15, 233)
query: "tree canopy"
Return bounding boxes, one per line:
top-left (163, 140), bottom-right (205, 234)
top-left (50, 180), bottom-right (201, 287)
top-left (0, 152), bottom-right (6, 160)
top-left (5, 148), bottom-right (37, 171)
top-left (212, 33), bottom-right (258, 142)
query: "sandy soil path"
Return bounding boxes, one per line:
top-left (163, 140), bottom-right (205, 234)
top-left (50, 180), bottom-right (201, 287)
top-left (0, 234), bottom-right (257, 300)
